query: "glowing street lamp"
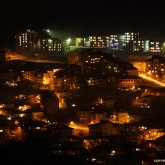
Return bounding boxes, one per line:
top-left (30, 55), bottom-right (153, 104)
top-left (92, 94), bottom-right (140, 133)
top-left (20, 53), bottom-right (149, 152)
top-left (72, 104), bottom-right (76, 107)
top-left (66, 38), bottom-right (71, 42)
top-left (66, 38), bottom-right (71, 45)
top-left (46, 29), bottom-right (50, 33)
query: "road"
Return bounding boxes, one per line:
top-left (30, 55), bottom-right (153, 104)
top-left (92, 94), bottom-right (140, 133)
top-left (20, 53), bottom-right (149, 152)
top-left (6, 52), bottom-right (67, 64)
top-left (6, 52), bottom-right (28, 61)
top-left (139, 74), bottom-right (165, 87)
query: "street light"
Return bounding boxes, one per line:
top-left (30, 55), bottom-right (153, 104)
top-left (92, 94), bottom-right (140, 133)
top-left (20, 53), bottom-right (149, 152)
top-left (46, 29), bottom-right (50, 33)
top-left (66, 38), bottom-right (71, 45)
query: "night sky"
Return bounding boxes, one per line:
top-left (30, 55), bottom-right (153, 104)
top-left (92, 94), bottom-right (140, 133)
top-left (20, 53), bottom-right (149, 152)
top-left (0, 0), bottom-right (165, 49)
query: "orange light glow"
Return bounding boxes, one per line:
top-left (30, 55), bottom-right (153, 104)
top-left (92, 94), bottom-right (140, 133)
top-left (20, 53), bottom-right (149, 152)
top-left (139, 74), bottom-right (165, 87)
top-left (68, 121), bottom-right (89, 136)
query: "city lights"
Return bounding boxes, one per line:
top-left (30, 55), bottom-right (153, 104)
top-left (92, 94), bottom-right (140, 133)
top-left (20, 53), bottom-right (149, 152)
top-left (139, 74), bottom-right (165, 87)
top-left (2, 21), bottom-right (165, 165)
top-left (68, 121), bottom-right (89, 136)
top-left (1, 1), bottom-right (165, 164)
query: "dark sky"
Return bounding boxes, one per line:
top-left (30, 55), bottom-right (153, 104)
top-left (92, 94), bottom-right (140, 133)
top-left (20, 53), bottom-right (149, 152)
top-left (1, 0), bottom-right (165, 49)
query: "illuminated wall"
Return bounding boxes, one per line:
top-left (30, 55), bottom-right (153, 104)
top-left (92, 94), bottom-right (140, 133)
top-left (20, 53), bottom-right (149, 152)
top-left (16, 29), bottom-right (38, 49)
top-left (40, 38), bottom-right (62, 52)
top-left (132, 62), bottom-right (146, 74)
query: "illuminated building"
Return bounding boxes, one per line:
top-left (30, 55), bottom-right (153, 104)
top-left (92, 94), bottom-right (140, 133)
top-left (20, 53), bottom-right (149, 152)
top-left (75, 38), bottom-right (84, 46)
top-left (125, 32), bottom-right (140, 43)
top-left (67, 49), bottom-right (140, 87)
top-left (110, 112), bottom-right (132, 124)
top-left (77, 109), bottom-right (91, 124)
top-left (18, 104), bottom-right (31, 111)
top-left (125, 67), bottom-right (138, 76)
top-left (127, 54), bottom-right (153, 74)
top-left (80, 33), bottom-right (139, 49)
top-left (40, 38), bottom-right (62, 53)
top-left (133, 40), bottom-right (144, 51)
top-left (22, 70), bottom-right (36, 82)
top-left (71, 32), bottom-right (140, 50)
top-left (15, 29), bottom-right (38, 51)
top-left (73, 36), bottom-right (110, 48)
top-left (109, 34), bottom-right (119, 48)
top-left (86, 76), bottom-right (107, 86)
top-left (73, 34), bottom-right (121, 49)
top-left (144, 40), bottom-right (162, 52)
top-left (132, 96), bottom-right (151, 109)
top-left (115, 76), bottom-right (141, 88)
top-left (90, 112), bottom-right (105, 124)
top-left (22, 69), bottom-right (57, 88)
top-left (102, 60), bottom-right (139, 77)
top-left (56, 92), bottom-right (68, 110)
top-left (16, 30), bottom-right (165, 54)
top-left (66, 32), bottom-right (165, 53)
top-left (67, 49), bottom-right (105, 74)
top-left (15, 29), bottom-right (64, 57)
top-left (109, 32), bottom-right (140, 50)
top-left (117, 112), bottom-right (130, 124)
top-left (149, 41), bottom-right (161, 52)
top-left (88, 120), bottom-right (118, 136)
top-left (146, 55), bottom-right (165, 79)
top-left (32, 111), bottom-right (45, 120)
top-left (88, 36), bottom-right (107, 48)
top-left (77, 108), bottom-right (108, 125)
top-left (143, 129), bottom-right (165, 140)
top-left (39, 30), bottom-right (63, 53)
top-left (132, 62), bottom-right (147, 74)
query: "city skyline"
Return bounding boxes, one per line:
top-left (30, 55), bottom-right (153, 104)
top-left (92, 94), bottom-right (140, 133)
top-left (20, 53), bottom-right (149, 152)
top-left (1, 0), bottom-right (165, 48)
